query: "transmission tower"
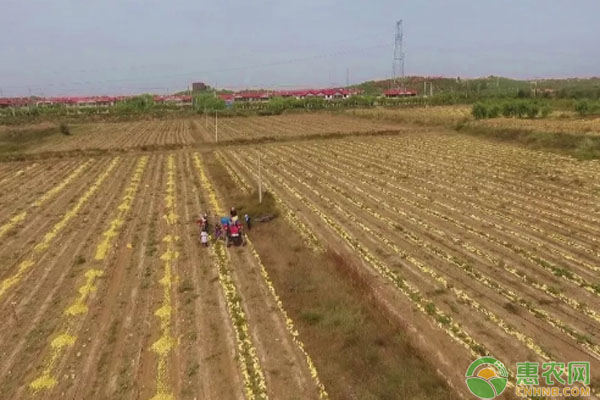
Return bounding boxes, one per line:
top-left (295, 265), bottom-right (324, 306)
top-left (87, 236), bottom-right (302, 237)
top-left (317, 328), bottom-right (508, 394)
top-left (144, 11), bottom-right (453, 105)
top-left (392, 20), bottom-right (405, 90)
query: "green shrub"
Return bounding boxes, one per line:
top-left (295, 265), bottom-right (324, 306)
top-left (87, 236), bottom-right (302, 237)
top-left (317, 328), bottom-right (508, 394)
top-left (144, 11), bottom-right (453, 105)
top-left (540, 105), bottom-right (552, 118)
top-left (488, 104), bottom-right (501, 118)
top-left (471, 103), bottom-right (488, 119)
top-left (502, 102), bottom-right (515, 117)
top-left (526, 103), bottom-right (540, 118)
top-left (515, 101), bottom-right (529, 118)
top-left (575, 100), bottom-right (591, 116)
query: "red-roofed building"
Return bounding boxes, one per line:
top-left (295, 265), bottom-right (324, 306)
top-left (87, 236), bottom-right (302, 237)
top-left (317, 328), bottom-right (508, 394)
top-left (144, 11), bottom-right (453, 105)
top-left (234, 91), bottom-right (272, 102)
top-left (275, 88), bottom-right (355, 100)
top-left (154, 95), bottom-right (192, 105)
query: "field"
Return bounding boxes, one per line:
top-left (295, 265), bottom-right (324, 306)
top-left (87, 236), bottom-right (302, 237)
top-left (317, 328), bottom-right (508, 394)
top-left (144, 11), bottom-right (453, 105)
top-left (471, 115), bottom-right (600, 136)
top-left (0, 114), bottom-right (403, 155)
top-left (0, 110), bottom-right (599, 399)
top-left (349, 105), bottom-right (600, 136)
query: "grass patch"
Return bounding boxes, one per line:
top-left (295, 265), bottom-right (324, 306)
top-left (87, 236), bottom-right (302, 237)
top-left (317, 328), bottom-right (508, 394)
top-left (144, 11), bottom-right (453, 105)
top-left (300, 311), bottom-right (323, 325)
top-left (0, 125), bottom-right (61, 154)
top-left (235, 190), bottom-right (279, 220)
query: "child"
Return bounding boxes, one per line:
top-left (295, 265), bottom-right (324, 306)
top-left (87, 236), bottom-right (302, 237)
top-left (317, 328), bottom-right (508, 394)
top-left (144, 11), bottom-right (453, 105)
top-left (200, 230), bottom-right (209, 247)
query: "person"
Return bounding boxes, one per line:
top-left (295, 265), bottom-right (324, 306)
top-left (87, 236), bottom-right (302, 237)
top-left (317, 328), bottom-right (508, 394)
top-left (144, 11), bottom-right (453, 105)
top-left (215, 223), bottom-right (223, 240)
top-left (197, 213), bottom-right (207, 229)
top-left (200, 230), bottom-right (209, 247)
top-left (230, 207), bottom-right (237, 218)
top-left (244, 214), bottom-right (251, 231)
top-left (196, 217), bottom-right (204, 239)
top-left (202, 213), bottom-right (210, 232)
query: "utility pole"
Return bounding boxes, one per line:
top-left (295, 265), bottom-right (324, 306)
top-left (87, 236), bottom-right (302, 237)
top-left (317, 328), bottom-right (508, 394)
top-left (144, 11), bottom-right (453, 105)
top-left (215, 111), bottom-right (218, 143)
top-left (392, 20), bottom-right (405, 90)
top-left (346, 68), bottom-right (350, 86)
top-left (258, 154), bottom-right (262, 204)
top-left (204, 106), bottom-right (207, 128)
top-left (423, 81), bottom-right (426, 97)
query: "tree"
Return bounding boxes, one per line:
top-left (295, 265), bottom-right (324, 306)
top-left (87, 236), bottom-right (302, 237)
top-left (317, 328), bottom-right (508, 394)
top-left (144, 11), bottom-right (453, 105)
top-left (193, 93), bottom-right (225, 111)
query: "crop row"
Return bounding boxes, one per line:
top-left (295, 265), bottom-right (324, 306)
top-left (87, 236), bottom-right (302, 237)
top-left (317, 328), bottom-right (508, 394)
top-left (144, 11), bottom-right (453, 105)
top-left (193, 153), bottom-right (268, 399)
top-left (370, 137), bottom-right (600, 254)
top-left (254, 149), bottom-right (559, 360)
top-left (35, 120), bottom-right (195, 153)
top-left (265, 146), bottom-right (600, 360)
top-left (0, 159), bottom-right (93, 241)
top-left (200, 113), bottom-right (400, 142)
top-left (150, 154), bottom-right (179, 400)
top-left (0, 158), bottom-right (120, 300)
top-left (228, 150), bottom-right (491, 360)
top-left (376, 136), bottom-right (600, 226)
top-left (29, 156), bottom-right (148, 392)
top-left (292, 142), bottom-right (600, 325)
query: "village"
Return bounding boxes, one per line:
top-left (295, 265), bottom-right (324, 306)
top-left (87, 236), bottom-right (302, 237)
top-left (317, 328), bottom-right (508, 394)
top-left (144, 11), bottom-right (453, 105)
top-left (0, 85), bottom-right (417, 109)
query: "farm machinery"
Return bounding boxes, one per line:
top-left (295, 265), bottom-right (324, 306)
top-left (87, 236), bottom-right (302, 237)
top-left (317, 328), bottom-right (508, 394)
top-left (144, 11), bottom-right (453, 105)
top-left (220, 216), bottom-right (245, 247)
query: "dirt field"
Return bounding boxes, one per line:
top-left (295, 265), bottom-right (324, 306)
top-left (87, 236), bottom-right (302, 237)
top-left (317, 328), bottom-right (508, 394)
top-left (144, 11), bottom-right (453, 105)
top-left (7, 113), bottom-right (403, 155)
top-left (0, 112), bottom-right (599, 399)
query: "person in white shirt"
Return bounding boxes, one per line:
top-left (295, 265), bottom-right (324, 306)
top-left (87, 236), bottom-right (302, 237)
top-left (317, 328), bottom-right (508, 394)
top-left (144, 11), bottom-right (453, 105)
top-left (200, 230), bottom-right (209, 247)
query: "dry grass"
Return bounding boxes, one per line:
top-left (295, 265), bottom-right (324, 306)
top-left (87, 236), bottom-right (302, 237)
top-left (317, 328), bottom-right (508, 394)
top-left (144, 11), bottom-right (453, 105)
top-left (471, 115), bottom-right (600, 136)
top-left (348, 105), bottom-right (472, 127)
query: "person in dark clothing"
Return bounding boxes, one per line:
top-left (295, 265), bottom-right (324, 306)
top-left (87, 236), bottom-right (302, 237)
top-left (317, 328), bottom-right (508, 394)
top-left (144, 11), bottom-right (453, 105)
top-left (244, 214), bottom-right (251, 231)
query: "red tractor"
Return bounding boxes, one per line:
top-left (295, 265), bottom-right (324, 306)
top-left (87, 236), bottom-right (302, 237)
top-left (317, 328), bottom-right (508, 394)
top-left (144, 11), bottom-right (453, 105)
top-left (220, 216), bottom-right (245, 247)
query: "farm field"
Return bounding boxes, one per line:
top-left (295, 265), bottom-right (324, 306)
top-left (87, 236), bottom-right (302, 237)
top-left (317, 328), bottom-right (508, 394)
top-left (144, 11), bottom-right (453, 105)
top-left (0, 112), bottom-right (599, 399)
top-left (0, 152), bottom-right (342, 399)
top-left (220, 132), bottom-right (600, 395)
top-left (470, 115), bottom-right (600, 136)
top-left (8, 113), bottom-right (403, 155)
top-left (348, 105), bottom-right (472, 126)
top-left (350, 105), bottom-right (600, 137)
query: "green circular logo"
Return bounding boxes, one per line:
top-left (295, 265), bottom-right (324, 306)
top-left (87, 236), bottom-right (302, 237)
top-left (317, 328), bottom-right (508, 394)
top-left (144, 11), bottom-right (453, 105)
top-left (465, 357), bottom-right (509, 399)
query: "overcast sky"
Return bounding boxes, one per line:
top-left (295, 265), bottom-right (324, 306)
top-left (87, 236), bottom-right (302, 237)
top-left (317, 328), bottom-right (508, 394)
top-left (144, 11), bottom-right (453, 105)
top-left (1, 0), bottom-right (599, 96)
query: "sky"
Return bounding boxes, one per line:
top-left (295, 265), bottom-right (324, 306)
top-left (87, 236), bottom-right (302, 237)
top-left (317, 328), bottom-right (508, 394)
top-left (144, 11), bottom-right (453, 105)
top-left (1, 0), bottom-right (599, 97)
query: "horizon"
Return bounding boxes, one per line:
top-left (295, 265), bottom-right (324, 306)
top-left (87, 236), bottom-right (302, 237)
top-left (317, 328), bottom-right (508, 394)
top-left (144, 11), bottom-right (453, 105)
top-left (2, 0), bottom-right (599, 97)
top-left (2, 74), bottom-right (599, 99)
